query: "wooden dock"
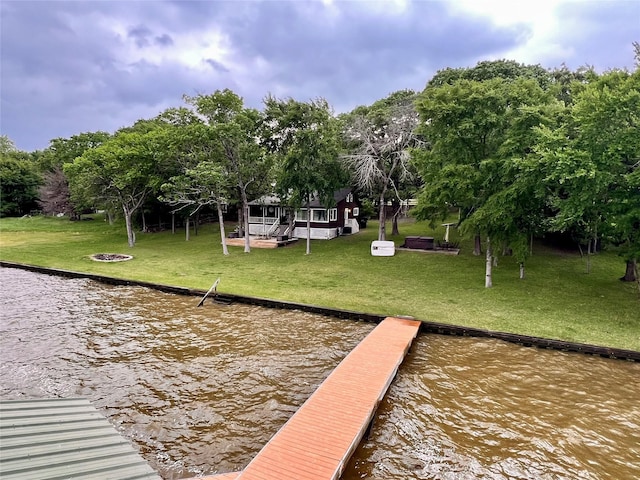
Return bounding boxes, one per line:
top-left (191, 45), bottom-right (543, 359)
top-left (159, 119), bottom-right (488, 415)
top-left (198, 316), bottom-right (420, 480)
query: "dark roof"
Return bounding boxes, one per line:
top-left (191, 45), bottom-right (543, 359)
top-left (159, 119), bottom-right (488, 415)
top-left (250, 188), bottom-right (354, 208)
top-left (307, 188), bottom-right (353, 208)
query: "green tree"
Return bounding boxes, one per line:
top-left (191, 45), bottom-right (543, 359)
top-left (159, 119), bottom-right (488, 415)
top-left (341, 90), bottom-right (422, 241)
top-left (185, 89), bottom-right (271, 253)
top-left (536, 68), bottom-right (640, 278)
top-left (264, 96), bottom-right (345, 255)
top-left (0, 137), bottom-right (41, 217)
top-left (414, 77), bottom-right (556, 285)
top-left (427, 59), bottom-right (552, 90)
top-left (0, 135), bottom-right (18, 155)
top-left (65, 126), bottom-right (170, 247)
top-left (158, 111), bottom-right (233, 254)
top-left (37, 132), bottom-right (111, 220)
top-left (0, 156), bottom-right (41, 217)
top-left (548, 64), bottom-right (597, 106)
top-left (39, 132), bottom-right (111, 172)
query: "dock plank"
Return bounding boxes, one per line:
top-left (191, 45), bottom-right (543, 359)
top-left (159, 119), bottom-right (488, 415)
top-left (236, 316), bottom-right (420, 480)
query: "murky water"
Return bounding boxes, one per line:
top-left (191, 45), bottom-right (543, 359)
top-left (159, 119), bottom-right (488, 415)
top-left (343, 336), bottom-right (640, 480)
top-left (2, 268), bottom-right (639, 480)
top-left (0, 267), bottom-right (374, 477)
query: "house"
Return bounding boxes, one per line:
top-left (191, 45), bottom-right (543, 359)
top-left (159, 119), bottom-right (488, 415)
top-left (248, 188), bottom-right (361, 240)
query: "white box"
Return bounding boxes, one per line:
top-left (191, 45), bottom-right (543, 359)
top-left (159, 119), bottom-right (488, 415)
top-left (371, 240), bottom-right (395, 256)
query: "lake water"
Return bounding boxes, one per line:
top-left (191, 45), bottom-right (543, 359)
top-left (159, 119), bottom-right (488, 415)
top-left (1, 267), bottom-right (638, 479)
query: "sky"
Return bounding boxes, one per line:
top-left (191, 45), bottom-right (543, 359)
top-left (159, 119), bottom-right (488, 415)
top-left (1, 0), bottom-right (638, 152)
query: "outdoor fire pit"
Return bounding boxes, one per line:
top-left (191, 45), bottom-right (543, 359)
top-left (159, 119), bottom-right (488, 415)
top-left (90, 253), bottom-right (133, 262)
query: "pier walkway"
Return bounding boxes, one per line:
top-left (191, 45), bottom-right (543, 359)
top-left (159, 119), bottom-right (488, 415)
top-left (202, 316), bottom-right (421, 480)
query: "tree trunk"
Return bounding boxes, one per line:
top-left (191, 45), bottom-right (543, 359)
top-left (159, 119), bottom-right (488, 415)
top-left (194, 212), bottom-right (199, 236)
top-left (306, 200), bottom-right (311, 255)
top-left (240, 189), bottom-right (250, 253)
top-left (378, 191), bottom-right (386, 241)
top-left (287, 209), bottom-right (294, 237)
top-left (519, 262), bottom-right (525, 279)
top-left (621, 259), bottom-right (637, 282)
top-left (586, 239), bottom-right (592, 274)
top-left (123, 205), bottom-right (136, 247)
top-left (493, 255), bottom-right (499, 267)
top-left (141, 210), bottom-right (147, 233)
top-left (391, 198), bottom-right (400, 236)
top-left (530, 233), bottom-right (534, 255)
top-left (185, 217), bottom-right (190, 241)
top-left (107, 210), bottom-right (115, 225)
top-left (217, 202), bottom-right (229, 256)
top-left (171, 213), bottom-right (175, 234)
top-left (485, 236), bottom-right (493, 288)
top-left (237, 204), bottom-right (244, 237)
top-left (474, 234), bottom-right (482, 256)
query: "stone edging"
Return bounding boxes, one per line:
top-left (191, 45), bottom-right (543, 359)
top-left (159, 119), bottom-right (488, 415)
top-left (1, 260), bottom-right (638, 362)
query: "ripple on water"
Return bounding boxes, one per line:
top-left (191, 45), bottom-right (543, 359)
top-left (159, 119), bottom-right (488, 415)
top-left (342, 335), bottom-right (640, 480)
top-left (2, 267), bottom-right (639, 479)
top-left (0, 267), bottom-right (374, 478)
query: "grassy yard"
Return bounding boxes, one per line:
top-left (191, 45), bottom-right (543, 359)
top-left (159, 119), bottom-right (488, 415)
top-left (1, 214), bottom-right (638, 351)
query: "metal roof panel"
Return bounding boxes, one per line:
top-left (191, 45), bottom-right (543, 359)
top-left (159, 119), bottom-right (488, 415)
top-left (0, 397), bottom-right (160, 480)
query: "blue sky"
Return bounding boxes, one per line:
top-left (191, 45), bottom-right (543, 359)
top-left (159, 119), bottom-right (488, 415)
top-left (1, 0), bottom-right (638, 152)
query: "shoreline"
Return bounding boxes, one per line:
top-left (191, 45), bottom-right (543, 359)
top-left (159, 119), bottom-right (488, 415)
top-left (2, 260), bottom-right (638, 362)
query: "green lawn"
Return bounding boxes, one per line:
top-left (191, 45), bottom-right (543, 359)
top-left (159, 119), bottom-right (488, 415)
top-left (1, 214), bottom-right (638, 351)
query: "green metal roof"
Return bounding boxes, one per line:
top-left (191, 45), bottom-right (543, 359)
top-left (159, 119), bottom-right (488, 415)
top-left (0, 397), bottom-right (161, 480)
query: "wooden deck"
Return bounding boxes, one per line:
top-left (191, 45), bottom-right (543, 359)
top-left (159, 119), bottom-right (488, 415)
top-left (225, 237), bottom-right (298, 249)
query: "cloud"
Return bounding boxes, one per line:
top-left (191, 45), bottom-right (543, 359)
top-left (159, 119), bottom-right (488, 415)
top-left (1, 0), bottom-right (638, 152)
top-left (551, 0), bottom-right (640, 70)
top-left (155, 34), bottom-right (174, 47)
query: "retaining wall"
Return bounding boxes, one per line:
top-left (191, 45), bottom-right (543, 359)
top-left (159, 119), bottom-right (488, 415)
top-left (2, 260), bottom-right (638, 362)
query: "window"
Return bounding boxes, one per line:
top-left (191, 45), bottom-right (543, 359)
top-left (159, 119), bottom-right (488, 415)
top-left (296, 209), bottom-right (308, 221)
top-left (313, 209), bottom-right (328, 222)
top-left (329, 208), bottom-right (338, 221)
top-left (249, 205), bottom-right (263, 217)
top-left (296, 208), bottom-right (330, 223)
top-left (346, 193), bottom-right (353, 203)
top-left (353, 207), bottom-right (359, 217)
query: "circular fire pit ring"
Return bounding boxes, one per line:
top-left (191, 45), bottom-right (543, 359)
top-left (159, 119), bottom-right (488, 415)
top-left (90, 253), bottom-right (133, 262)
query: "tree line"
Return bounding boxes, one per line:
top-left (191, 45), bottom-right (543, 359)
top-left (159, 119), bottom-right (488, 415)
top-left (1, 55), bottom-right (638, 286)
